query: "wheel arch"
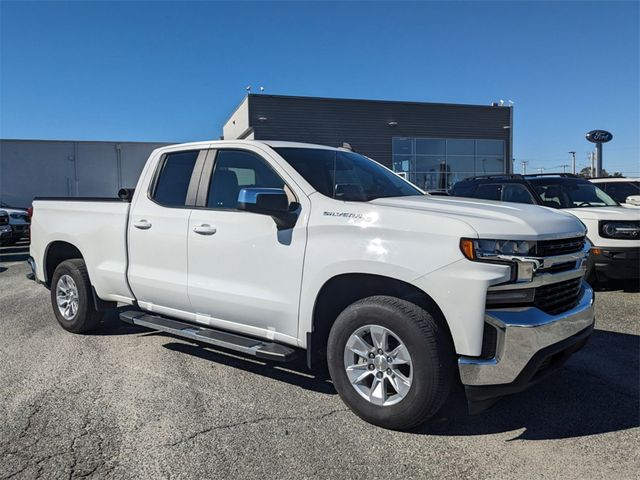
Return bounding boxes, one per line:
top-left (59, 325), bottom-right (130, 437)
top-left (44, 241), bottom-right (84, 286)
top-left (306, 273), bottom-right (453, 371)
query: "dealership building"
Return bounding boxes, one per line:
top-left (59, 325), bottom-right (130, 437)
top-left (1, 94), bottom-right (513, 207)
top-left (224, 94), bottom-right (513, 191)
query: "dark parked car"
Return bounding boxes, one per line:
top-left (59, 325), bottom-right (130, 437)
top-left (0, 210), bottom-right (12, 245)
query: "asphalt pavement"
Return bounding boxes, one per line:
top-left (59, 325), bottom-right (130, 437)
top-left (1, 240), bottom-right (638, 479)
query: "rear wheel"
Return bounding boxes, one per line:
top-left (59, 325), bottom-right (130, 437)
top-left (50, 259), bottom-right (101, 333)
top-left (327, 295), bottom-right (455, 431)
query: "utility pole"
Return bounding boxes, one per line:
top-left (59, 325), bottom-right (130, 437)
top-left (537, 167), bottom-right (545, 174)
top-left (560, 164), bottom-right (570, 173)
top-left (569, 151), bottom-right (576, 174)
top-left (520, 160), bottom-right (529, 175)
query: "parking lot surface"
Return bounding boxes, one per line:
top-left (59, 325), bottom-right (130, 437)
top-left (1, 240), bottom-right (639, 479)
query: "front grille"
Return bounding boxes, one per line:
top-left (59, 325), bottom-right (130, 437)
top-left (536, 236), bottom-right (585, 257)
top-left (534, 277), bottom-right (583, 315)
top-left (10, 213), bottom-right (29, 222)
top-left (542, 261), bottom-right (577, 274)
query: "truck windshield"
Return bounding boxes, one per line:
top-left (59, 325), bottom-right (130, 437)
top-left (274, 147), bottom-right (423, 201)
top-left (528, 178), bottom-right (619, 209)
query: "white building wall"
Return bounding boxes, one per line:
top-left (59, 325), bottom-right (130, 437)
top-left (222, 96), bottom-right (250, 140)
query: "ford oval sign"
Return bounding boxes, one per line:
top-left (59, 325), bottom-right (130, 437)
top-left (586, 130), bottom-right (613, 143)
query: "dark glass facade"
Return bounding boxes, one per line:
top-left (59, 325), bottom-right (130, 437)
top-left (392, 137), bottom-right (505, 191)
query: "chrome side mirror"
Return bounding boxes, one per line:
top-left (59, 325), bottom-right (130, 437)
top-left (237, 188), bottom-right (298, 229)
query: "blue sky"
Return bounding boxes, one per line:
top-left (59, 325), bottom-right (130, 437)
top-left (1, 1), bottom-right (638, 174)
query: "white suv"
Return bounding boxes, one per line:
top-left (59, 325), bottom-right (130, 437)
top-left (590, 177), bottom-right (640, 207)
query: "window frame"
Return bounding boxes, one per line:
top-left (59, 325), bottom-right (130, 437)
top-left (195, 148), bottom-right (297, 211)
top-left (147, 149), bottom-right (208, 209)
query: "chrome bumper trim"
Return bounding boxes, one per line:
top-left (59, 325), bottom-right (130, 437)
top-left (459, 281), bottom-right (595, 386)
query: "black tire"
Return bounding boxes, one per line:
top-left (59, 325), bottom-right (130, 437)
top-left (50, 259), bottom-right (101, 333)
top-left (327, 295), bottom-right (455, 431)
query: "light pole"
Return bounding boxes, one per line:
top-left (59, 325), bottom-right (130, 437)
top-left (520, 160), bottom-right (529, 175)
top-left (569, 151), bottom-right (576, 174)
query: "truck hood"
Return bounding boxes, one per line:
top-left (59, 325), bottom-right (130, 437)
top-left (370, 195), bottom-right (585, 240)
top-left (564, 206), bottom-right (640, 220)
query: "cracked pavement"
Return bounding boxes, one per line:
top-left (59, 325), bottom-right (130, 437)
top-left (1, 249), bottom-right (639, 479)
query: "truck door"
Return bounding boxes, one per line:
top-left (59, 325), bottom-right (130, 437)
top-left (127, 149), bottom-right (207, 317)
top-left (186, 147), bottom-right (307, 342)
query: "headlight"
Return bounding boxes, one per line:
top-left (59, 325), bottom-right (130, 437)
top-left (0, 225), bottom-right (11, 233)
top-left (599, 221), bottom-right (640, 239)
top-left (459, 238), bottom-right (536, 260)
top-left (460, 238), bottom-right (538, 282)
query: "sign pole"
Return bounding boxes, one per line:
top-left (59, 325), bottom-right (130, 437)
top-left (595, 143), bottom-right (603, 177)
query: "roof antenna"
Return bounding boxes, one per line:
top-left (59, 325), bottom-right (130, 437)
top-left (259, 86), bottom-right (265, 93)
top-left (245, 85), bottom-right (252, 93)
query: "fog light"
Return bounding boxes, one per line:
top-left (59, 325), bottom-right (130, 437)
top-left (486, 288), bottom-right (535, 306)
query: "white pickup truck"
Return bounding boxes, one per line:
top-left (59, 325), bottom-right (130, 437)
top-left (29, 140), bottom-right (594, 430)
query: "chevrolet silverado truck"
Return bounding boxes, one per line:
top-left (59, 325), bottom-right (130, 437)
top-left (29, 141), bottom-right (594, 430)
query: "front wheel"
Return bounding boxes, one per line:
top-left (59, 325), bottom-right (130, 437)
top-left (327, 296), bottom-right (455, 430)
top-left (50, 259), bottom-right (101, 333)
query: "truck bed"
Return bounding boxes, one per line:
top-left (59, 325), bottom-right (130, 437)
top-left (30, 198), bottom-right (135, 304)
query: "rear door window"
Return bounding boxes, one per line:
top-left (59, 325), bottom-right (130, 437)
top-left (152, 151), bottom-right (200, 207)
top-left (450, 182), bottom-right (475, 197)
top-left (501, 183), bottom-right (535, 204)
top-left (474, 184), bottom-right (501, 201)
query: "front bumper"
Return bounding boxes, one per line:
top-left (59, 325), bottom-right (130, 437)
top-left (459, 282), bottom-right (595, 412)
top-left (591, 246), bottom-right (640, 280)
